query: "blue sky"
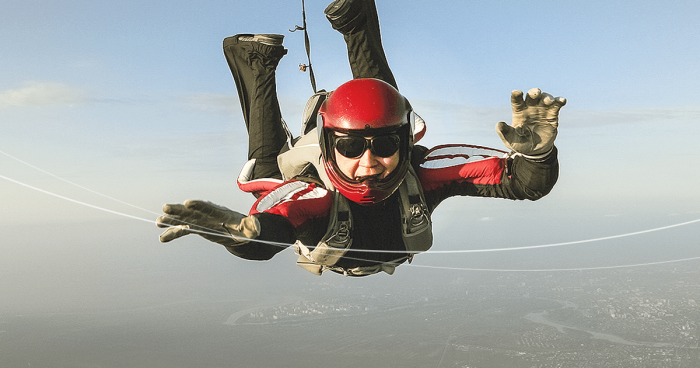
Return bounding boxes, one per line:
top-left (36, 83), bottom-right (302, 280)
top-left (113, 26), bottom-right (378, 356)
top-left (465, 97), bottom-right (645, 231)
top-left (1, 0), bottom-right (699, 314)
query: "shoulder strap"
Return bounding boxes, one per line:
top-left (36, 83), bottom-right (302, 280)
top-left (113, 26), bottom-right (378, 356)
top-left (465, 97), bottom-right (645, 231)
top-left (300, 91), bottom-right (328, 136)
top-left (398, 166), bottom-right (433, 253)
top-left (308, 192), bottom-right (353, 266)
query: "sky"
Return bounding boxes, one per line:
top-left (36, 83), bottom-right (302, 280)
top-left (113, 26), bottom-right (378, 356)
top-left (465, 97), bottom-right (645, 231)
top-left (1, 0), bottom-right (699, 326)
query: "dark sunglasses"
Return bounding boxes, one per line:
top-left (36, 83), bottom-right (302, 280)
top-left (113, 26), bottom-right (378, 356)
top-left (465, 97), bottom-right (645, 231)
top-left (333, 134), bottom-right (401, 159)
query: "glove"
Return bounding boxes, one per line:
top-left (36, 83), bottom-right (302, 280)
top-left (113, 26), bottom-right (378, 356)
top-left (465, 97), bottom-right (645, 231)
top-left (156, 200), bottom-right (260, 247)
top-left (496, 88), bottom-right (566, 157)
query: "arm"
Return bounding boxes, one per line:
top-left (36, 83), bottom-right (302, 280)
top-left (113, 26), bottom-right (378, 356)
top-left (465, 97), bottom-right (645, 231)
top-left (418, 144), bottom-right (558, 210)
top-left (418, 88), bottom-right (565, 210)
top-left (241, 179), bottom-right (333, 258)
top-left (156, 180), bottom-right (332, 260)
top-left (156, 200), bottom-right (287, 260)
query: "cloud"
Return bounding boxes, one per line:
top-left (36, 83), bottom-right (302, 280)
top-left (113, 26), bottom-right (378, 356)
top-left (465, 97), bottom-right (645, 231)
top-left (410, 97), bottom-right (700, 130)
top-left (412, 99), bottom-right (507, 121)
top-left (564, 107), bottom-right (700, 128)
top-left (0, 82), bottom-right (88, 108)
top-left (179, 93), bottom-right (238, 115)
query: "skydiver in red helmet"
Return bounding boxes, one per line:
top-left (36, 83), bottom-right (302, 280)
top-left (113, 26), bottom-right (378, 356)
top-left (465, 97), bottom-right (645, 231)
top-left (157, 0), bottom-right (566, 276)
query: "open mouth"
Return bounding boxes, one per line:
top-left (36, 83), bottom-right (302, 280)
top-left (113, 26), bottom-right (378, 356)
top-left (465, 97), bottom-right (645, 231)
top-left (354, 173), bottom-right (382, 182)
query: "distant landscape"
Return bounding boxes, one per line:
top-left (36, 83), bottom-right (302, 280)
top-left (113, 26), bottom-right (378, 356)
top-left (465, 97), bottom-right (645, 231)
top-left (2, 263), bottom-right (698, 368)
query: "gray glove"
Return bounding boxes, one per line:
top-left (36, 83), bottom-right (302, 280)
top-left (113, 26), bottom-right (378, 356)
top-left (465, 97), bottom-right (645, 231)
top-left (156, 200), bottom-right (260, 247)
top-left (496, 88), bottom-right (566, 157)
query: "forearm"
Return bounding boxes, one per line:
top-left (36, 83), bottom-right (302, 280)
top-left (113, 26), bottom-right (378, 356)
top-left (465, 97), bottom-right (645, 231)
top-left (223, 212), bottom-right (296, 261)
top-left (500, 146), bottom-right (559, 200)
top-left (422, 146), bottom-right (559, 208)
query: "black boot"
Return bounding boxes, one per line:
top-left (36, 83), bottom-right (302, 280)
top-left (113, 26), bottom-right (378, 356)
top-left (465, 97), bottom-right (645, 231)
top-left (324, 0), bottom-right (366, 34)
top-left (325, 0), bottom-right (397, 89)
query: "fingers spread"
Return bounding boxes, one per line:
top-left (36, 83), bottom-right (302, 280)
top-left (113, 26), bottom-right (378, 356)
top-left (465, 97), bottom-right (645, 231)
top-left (156, 214), bottom-right (186, 228)
top-left (184, 199), bottom-right (207, 209)
top-left (495, 122), bottom-right (514, 149)
top-left (542, 92), bottom-right (555, 106)
top-left (543, 93), bottom-right (566, 108)
top-left (525, 88), bottom-right (542, 105)
top-left (545, 96), bottom-right (567, 122)
top-left (496, 121), bottom-right (512, 135)
top-left (511, 90), bottom-right (526, 112)
top-left (185, 200), bottom-right (222, 217)
top-left (511, 89), bottom-right (524, 104)
top-left (155, 215), bottom-right (168, 228)
top-left (157, 202), bottom-right (204, 227)
top-left (159, 225), bottom-right (190, 242)
top-left (162, 203), bottom-right (187, 215)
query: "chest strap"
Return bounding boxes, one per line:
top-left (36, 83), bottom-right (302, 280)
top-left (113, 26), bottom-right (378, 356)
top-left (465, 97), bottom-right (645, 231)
top-left (294, 167), bottom-right (432, 276)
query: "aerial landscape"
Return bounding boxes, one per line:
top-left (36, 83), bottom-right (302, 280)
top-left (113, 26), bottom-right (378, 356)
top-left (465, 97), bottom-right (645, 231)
top-left (3, 262), bottom-right (698, 367)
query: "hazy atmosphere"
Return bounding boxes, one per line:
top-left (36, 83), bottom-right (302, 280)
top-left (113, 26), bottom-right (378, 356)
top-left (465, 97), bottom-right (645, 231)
top-left (2, 1), bottom-right (699, 366)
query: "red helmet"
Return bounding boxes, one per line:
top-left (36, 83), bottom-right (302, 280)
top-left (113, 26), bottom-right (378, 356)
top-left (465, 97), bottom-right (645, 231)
top-left (318, 78), bottom-right (415, 204)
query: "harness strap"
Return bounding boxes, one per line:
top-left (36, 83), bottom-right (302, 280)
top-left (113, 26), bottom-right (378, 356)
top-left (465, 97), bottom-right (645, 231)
top-left (294, 241), bottom-right (411, 276)
top-left (291, 0), bottom-right (317, 93)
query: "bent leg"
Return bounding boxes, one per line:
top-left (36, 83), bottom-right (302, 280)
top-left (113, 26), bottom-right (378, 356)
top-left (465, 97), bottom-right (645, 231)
top-left (223, 35), bottom-right (288, 180)
top-left (326, 0), bottom-right (397, 89)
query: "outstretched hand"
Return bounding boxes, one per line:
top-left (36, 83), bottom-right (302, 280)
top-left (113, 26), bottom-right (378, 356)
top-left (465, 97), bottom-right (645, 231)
top-left (496, 88), bottom-right (566, 156)
top-left (156, 200), bottom-right (258, 247)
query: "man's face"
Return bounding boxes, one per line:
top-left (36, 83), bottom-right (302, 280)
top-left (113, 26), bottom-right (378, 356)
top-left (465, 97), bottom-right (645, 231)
top-left (332, 132), bottom-right (400, 181)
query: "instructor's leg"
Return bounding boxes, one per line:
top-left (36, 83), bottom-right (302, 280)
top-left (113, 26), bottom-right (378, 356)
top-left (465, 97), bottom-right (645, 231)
top-left (325, 0), bottom-right (397, 89)
top-left (223, 34), bottom-right (288, 180)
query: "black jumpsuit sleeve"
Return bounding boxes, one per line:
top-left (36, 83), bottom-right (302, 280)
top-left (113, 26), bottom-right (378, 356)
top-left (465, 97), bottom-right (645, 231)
top-left (223, 213), bottom-right (296, 261)
top-left (497, 147), bottom-right (559, 200)
top-left (422, 147), bottom-right (559, 212)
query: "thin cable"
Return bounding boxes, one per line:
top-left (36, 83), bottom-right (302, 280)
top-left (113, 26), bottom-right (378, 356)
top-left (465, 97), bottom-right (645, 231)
top-left (406, 255), bottom-right (700, 272)
top-left (422, 219), bottom-right (700, 254)
top-left (0, 173), bottom-right (256, 240)
top-left (0, 149), bottom-right (161, 216)
top-left (0, 172), bottom-right (373, 258)
top-left (4, 172), bottom-right (699, 272)
top-left (0, 172), bottom-right (297, 242)
top-left (6, 149), bottom-right (697, 255)
top-left (0, 151), bottom-right (241, 238)
top-left (5, 169), bottom-right (700, 255)
top-left (1, 174), bottom-right (158, 224)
